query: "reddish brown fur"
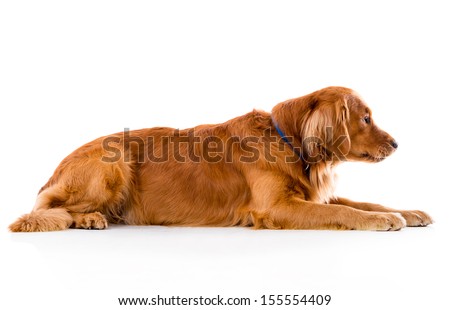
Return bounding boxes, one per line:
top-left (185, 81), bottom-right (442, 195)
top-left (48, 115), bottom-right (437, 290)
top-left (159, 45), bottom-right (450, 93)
top-left (9, 86), bottom-right (432, 232)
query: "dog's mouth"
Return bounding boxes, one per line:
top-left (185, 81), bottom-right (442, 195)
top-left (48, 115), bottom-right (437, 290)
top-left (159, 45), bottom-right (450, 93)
top-left (359, 144), bottom-right (396, 163)
top-left (360, 153), bottom-right (385, 162)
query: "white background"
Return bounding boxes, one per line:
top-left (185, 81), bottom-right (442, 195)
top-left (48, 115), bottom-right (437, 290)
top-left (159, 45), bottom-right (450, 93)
top-left (1, 1), bottom-right (449, 309)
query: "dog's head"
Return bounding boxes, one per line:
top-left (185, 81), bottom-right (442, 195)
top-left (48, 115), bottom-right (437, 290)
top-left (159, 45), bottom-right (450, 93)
top-left (273, 86), bottom-right (398, 164)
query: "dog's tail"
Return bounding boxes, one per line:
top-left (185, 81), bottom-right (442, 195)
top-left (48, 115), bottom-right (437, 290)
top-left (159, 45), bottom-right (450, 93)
top-left (9, 186), bottom-right (73, 232)
top-left (9, 209), bottom-right (73, 232)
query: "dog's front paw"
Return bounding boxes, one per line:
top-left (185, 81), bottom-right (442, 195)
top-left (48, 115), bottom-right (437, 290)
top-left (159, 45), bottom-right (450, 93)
top-left (399, 210), bottom-right (433, 227)
top-left (364, 212), bottom-right (406, 231)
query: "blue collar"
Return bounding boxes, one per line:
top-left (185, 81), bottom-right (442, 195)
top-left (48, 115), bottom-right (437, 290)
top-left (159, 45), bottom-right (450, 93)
top-left (271, 116), bottom-right (302, 160)
top-left (274, 122), bottom-right (293, 147)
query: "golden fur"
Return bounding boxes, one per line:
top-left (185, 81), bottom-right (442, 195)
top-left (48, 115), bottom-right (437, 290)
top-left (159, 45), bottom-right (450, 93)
top-left (10, 86), bottom-right (432, 232)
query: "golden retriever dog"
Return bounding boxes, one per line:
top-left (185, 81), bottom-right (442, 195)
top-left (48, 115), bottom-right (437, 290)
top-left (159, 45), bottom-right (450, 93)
top-left (10, 86), bottom-right (432, 232)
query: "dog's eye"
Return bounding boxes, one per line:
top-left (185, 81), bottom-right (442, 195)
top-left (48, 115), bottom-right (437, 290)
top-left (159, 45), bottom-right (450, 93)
top-left (363, 116), bottom-right (371, 124)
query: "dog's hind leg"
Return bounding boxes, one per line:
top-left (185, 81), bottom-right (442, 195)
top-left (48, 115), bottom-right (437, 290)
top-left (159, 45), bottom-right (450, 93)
top-left (9, 183), bottom-right (117, 232)
top-left (9, 158), bottom-right (130, 232)
top-left (69, 212), bottom-right (108, 230)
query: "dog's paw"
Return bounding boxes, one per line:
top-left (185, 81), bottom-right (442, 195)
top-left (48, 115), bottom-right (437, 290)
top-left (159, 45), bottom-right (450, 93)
top-left (399, 210), bottom-right (433, 227)
top-left (365, 212), bottom-right (407, 231)
top-left (72, 212), bottom-right (108, 230)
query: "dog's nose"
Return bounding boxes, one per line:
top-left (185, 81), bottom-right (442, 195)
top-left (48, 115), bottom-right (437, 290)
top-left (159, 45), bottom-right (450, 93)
top-left (391, 140), bottom-right (398, 149)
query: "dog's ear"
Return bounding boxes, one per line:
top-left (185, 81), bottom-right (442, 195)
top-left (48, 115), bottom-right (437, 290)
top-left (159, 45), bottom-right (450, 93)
top-left (333, 96), bottom-right (351, 159)
top-left (301, 96), bottom-right (351, 163)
